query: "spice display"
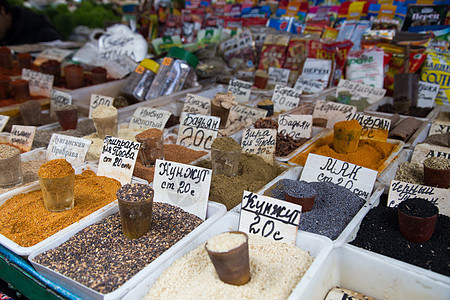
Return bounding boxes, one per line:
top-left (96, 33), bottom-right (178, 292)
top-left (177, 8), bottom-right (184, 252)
top-left (19, 100), bottom-right (42, 126)
top-left (265, 179), bottom-right (365, 240)
top-left (254, 118), bottom-right (309, 157)
top-left (55, 105), bottom-right (78, 131)
top-left (211, 92), bottom-right (238, 129)
top-left (376, 103), bottom-right (432, 118)
top-left (333, 120), bottom-right (362, 154)
top-left (135, 128), bottom-right (164, 167)
top-left (388, 117), bottom-right (421, 142)
top-left (0, 159), bottom-right (45, 195)
top-left (38, 159), bottom-right (74, 178)
top-left (146, 234), bottom-right (313, 299)
top-left (423, 157), bottom-right (450, 188)
top-left (350, 205), bottom-right (449, 276)
top-left (91, 67), bottom-right (107, 85)
top-left (423, 157), bottom-right (450, 170)
top-left (92, 105), bottom-right (118, 140)
top-left (206, 232), bottom-right (247, 252)
top-left (11, 80), bottom-right (30, 101)
top-left (0, 145), bottom-right (22, 188)
top-left (436, 111), bottom-right (450, 122)
top-left (290, 134), bottom-right (396, 171)
top-left (395, 162), bottom-right (424, 185)
top-left (196, 153), bottom-right (284, 210)
top-left (211, 137), bottom-right (241, 177)
top-left (64, 64), bottom-right (84, 89)
top-left (33, 202), bottom-right (203, 293)
top-left (423, 133), bottom-right (450, 147)
top-left (0, 170), bottom-right (121, 247)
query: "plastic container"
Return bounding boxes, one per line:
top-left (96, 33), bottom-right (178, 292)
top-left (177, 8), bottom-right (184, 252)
top-left (64, 65), bottom-right (84, 90)
top-left (211, 148), bottom-right (240, 176)
top-left (11, 79), bottom-right (30, 101)
top-left (120, 59), bottom-right (160, 102)
top-left (39, 172), bottom-right (75, 212)
top-left (0, 145), bottom-right (23, 188)
top-left (145, 47), bottom-right (198, 100)
top-left (55, 105), bottom-right (78, 130)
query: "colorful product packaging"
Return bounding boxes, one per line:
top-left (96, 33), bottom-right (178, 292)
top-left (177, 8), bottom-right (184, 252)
top-left (346, 48), bottom-right (385, 88)
top-left (421, 50), bottom-right (450, 105)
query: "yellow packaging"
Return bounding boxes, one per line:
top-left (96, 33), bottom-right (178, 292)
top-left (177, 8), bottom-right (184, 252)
top-left (420, 51), bottom-right (450, 105)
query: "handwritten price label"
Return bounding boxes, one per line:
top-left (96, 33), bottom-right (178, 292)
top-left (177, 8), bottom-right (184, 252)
top-left (271, 85), bottom-right (301, 113)
top-left (241, 128), bottom-right (276, 164)
top-left (294, 76), bottom-right (326, 94)
top-left (313, 100), bottom-right (357, 128)
top-left (337, 79), bottom-right (386, 104)
top-left (22, 68), bottom-right (53, 97)
top-left (429, 120), bottom-right (450, 136)
top-left (46, 134), bottom-right (92, 166)
top-left (50, 90), bottom-right (72, 117)
top-left (228, 79), bottom-right (252, 103)
top-left (411, 143), bottom-right (450, 165)
top-left (129, 107), bottom-right (171, 130)
top-left (10, 125), bottom-right (36, 152)
top-left (177, 113), bottom-right (220, 151)
top-left (182, 93), bottom-right (211, 115)
top-left (89, 94), bottom-right (115, 118)
top-left (345, 112), bottom-right (391, 142)
top-left (417, 81), bottom-right (439, 108)
top-left (0, 115), bottom-right (9, 132)
top-left (278, 114), bottom-right (312, 139)
top-left (268, 67), bottom-right (290, 86)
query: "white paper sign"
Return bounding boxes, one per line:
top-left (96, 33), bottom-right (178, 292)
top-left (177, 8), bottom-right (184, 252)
top-left (34, 48), bottom-right (72, 65)
top-left (0, 115), bottom-right (10, 132)
top-left (182, 93), bottom-right (211, 115)
top-left (21, 68), bottom-right (53, 97)
top-left (129, 107), bottom-right (171, 130)
top-left (10, 125), bottom-right (36, 152)
top-left (153, 160), bottom-right (212, 220)
top-left (388, 180), bottom-right (450, 217)
top-left (98, 28), bottom-right (147, 64)
top-left (302, 58), bottom-right (333, 83)
top-left (429, 120), bottom-right (450, 136)
top-left (300, 154), bottom-right (377, 200)
top-left (268, 67), bottom-right (290, 86)
top-left (241, 128), bottom-right (276, 164)
top-left (228, 79), bottom-right (252, 103)
top-left (103, 56), bottom-right (137, 79)
top-left (337, 79), bottom-right (386, 104)
top-left (272, 85), bottom-right (302, 113)
top-left (344, 112), bottom-right (391, 141)
top-left (294, 75), bottom-right (326, 94)
top-left (46, 134), bottom-right (92, 166)
top-left (278, 114), bottom-right (312, 139)
top-left (417, 81), bottom-right (440, 108)
top-left (226, 104), bottom-right (267, 128)
top-left (411, 143), bottom-right (450, 165)
top-left (176, 113), bottom-right (220, 151)
top-left (239, 191), bottom-right (302, 243)
top-left (313, 100), bottom-right (357, 128)
top-left (89, 94), bottom-right (115, 118)
top-left (97, 136), bottom-right (140, 185)
top-left (50, 90), bottom-right (72, 117)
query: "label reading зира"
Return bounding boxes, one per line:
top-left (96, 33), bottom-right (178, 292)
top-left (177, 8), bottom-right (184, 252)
top-left (241, 128), bottom-right (276, 164)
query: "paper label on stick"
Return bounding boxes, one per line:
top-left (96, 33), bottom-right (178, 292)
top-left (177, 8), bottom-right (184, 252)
top-left (344, 112), bottom-right (391, 142)
top-left (268, 67), bottom-right (290, 86)
top-left (0, 115), bottom-right (10, 132)
top-left (153, 160), bottom-right (212, 220)
top-left (410, 143), bottom-right (450, 165)
top-left (241, 128), bottom-right (276, 164)
top-left (89, 94), bottom-right (115, 118)
top-left (97, 136), bottom-right (140, 185)
top-left (10, 125), bottom-right (36, 152)
top-left (271, 85), bottom-right (302, 113)
top-left (228, 79), bottom-right (252, 103)
top-left (176, 113), bottom-right (219, 151)
top-left (103, 56), bottom-right (137, 79)
top-left (21, 68), bottom-right (53, 97)
top-left (429, 120), bottom-right (450, 136)
top-left (129, 107), bottom-right (171, 130)
top-left (300, 154), bottom-right (377, 200)
top-left (278, 114), bottom-right (312, 139)
top-left (417, 81), bottom-right (440, 108)
top-left (46, 134), bottom-right (92, 166)
top-left (239, 191), bottom-right (302, 244)
top-left (294, 76), bottom-right (326, 94)
top-left (312, 100), bottom-right (357, 128)
top-left (388, 180), bottom-right (450, 217)
top-left (182, 93), bottom-right (211, 115)
top-left (336, 79), bottom-right (386, 104)
top-left (50, 90), bottom-right (72, 118)
top-left (226, 105), bottom-right (267, 128)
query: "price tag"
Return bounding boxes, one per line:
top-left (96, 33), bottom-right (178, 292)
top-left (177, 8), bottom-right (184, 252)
top-left (239, 191), bottom-right (302, 243)
top-left (278, 114), bottom-right (312, 139)
top-left (271, 85), bottom-right (302, 113)
top-left (301, 58), bottom-right (333, 83)
top-left (50, 90), bottom-right (72, 118)
top-left (46, 134), bottom-right (92, 166)
top-left (300, 154), bottom-right (377, 200)
top-left (182, 93), bottom-right (211, 115)
top-left (226, 105), bottom-right (267, 128)
top-left (312, 100), bottom-right (357, 128)
top-left (325, 287), bottom-right (376, 300)
top-left (345, 112), bottom-right (391, 142)
top-left (228, 79), bottom-right (252, 103)
top-left (241, 128), bottom-right (276, 164)
top-left (97, 136), bottom-right (140, 185)
top-left (89, 94), bottom-right (115, 118)
top-left (10, 125), bottom-right (36, 152)
top-left (417, 81), bottom-right (440, 108)
top-left (410, 143), bottom-right (450, 165)
top-left (103, 56), bottom-right (137, 79)
top-left (0, 115), bottom-right (10, 132)
top-left (388, 180), bottom-right (450, 217)
top-left (98, 32), bottom-right (146, 64)
top-left (21, 68), bottom-right (53, 97)
top-left (294, 76), bottom-right (326, 94)
top-left (176, 113), bottom-right (220, 151)
top-left (336, 79), bottom-right (386, 104)
top-left (129, 107), bottom-right (171, 130)
top-left (153, 160), bottom-right (212, 220)
top-left (268, 67), bottom-right (290, 86)
top-left (33, 48), bottom-right (73, 65)
top-left (429, 120), bottom-right (450, 135)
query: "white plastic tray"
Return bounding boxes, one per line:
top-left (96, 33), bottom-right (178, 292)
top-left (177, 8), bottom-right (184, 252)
top-left (0, 164), bottom-right (147, 256)
top-left (29, 201), bottom-right (227, 300)
top-left (293, 243), bottom-right (450, 300)
top-left (377, 149), bottom-right (413, 193)
top-left (403, 121), bottom-right (430, 149)
top-left (123, 212), bottom-right (334, 300)
top-left (300, 87), bottom-right (337, 104)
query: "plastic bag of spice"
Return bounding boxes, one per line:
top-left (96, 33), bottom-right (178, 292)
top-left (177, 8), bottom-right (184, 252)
top-left (345, 48), bottom-right (385, 88)
top-left (258, 34), bottom-right (291, 70)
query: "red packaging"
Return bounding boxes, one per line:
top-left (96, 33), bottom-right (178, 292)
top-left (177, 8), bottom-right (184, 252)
top-left (258, 34), bottom-right (290, 70)
top-left (283, 37), bottom-right (310, 71)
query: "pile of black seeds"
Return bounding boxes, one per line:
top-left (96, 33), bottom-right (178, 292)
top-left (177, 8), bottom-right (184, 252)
top-left (350, 205), bottom-right (450, 276)
top-left (398, 198), bottom-right (439, 218)
top-left (116, 183), bottom-right (154, 202)
top-left (265, 180), bottom-right (366, 240)
top-left (284, 180), bottom-right (316, 198)
top-left (33, 202), bottom-right (203, 294)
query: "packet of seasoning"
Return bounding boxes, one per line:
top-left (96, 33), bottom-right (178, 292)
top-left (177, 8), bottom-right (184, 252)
top-left (162, 15), bottom-right (182, 37)
top-left (368, 4), bottom-right (407, 31)
top-left (305, 5), bottom-right (339, 27)
top-left (346, 48), bottom-right (385, 88)
top-left (421, 50), bottom-right (450, 105)
top-left (409, 25), bottom-right (450, 52)
top-left (289, 19), bottom-right (305, 35)
top-left (283, 36), bottom-right (310, 72)
top-left (249, 26), bottom-right (276, 58)
top-left (402, 4), bottom-right (448, 31)
top-left (181, 9), bottom-right (205, 44)
top-left (221, 30), bottom-right (257, 71)
top-left (321, 27), bottom-right (339, 41)
top-left (336, 20), bottom-right (372, 51)
top-left (266, 17), bottom-right (294, 32)
top-left (258, 34), bottom-right (290, 70)
top-left (151, 36), bottom-right (183, 55)
top-left (301, 58), bottom-right (333, 87)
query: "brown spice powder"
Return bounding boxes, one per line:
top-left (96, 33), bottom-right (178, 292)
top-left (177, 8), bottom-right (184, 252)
top-left (135, 128), bottom-right (163, 139)
top-left (0, 170), bottom-right (121, 247)
top-left (38, 159), bottom-right (74, 178)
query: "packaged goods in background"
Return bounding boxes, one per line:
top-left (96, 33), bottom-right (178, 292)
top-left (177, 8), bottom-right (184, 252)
top-left (346, 48), bottom-right (385, 88)
top-left (421, 51), bottom-right (450, 105)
